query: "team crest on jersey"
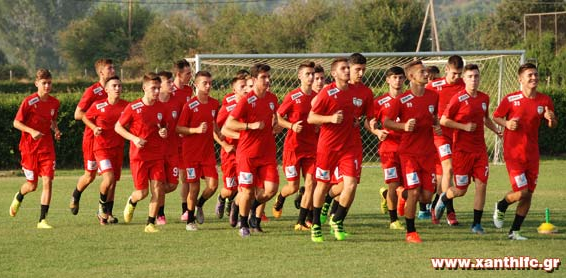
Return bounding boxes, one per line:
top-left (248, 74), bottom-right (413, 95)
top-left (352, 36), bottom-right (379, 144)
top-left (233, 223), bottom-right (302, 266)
top-left (353, 97), bottom-right (363, 107)
top-left (226, 104), bottom-right (236, 112)
top-left (212, 110), bottom-right (216, 117)
top-left (378, 96), bottom-right (392, 106)
top-left (28, 97), bottom-right (39, 106)
top-left (189, 100), bottom-right (200, 110)
top-left (172, 111), bottom-right (178, 119)
top-left (508, 94), bottom-right (523, 102)
top-left (226, 95), bottom-right (236, 103)
top-left (131, 102), bottom-right (144, 110)
top-left (400, 94), bottom-right (414, 104)
top-left (248, 95), bottom-right (258, 104)
top-left (458, 94), bottom-right (470, 102)
top-left (406, 172), bottom-right (420, 186)
top-left (455, 175), bottom-right (469, 186)
top-left (327, 88), bottom-right (339, 97)
top-left (537, 106), bottom-right (544, 115)
top-left (157, 113), bottom-right (163, 122)
top-left (96, 102), bottom-right (108, 110)
top-left (482, 103), bottom-right (487, 111)
top-left (269, 102), bottom-right (275, 111)
top-left (291, 92), bottom-right (303, 100)
top-left (50, 109), bottom-right (55, 116)
top-left (428, 105), bottom-right (435, 114)
top-left (431, 79), bottom-right (446, 88)
top-left (93, 86), bottom-right (103, 95)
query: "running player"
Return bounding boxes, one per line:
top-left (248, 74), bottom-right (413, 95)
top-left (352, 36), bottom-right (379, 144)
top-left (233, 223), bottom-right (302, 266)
top-left (435, 64), bottom-right (501, 234)
top-left (272, 61), bottom-right (318, 231)
top-left (176, 71), bottom-right (220, 231)
top-left (82, 76), bottom-right (129, 225)
top-left (492, 63), bottom-right (557, 240)
top-left (70, 59), bottom-right (114, 216)
top-left (384, 60), bottom-right (441, 243)
top-left (10, 69), bottom-right (61, 228)
top-left (116, 73), bottom-right (168, 233)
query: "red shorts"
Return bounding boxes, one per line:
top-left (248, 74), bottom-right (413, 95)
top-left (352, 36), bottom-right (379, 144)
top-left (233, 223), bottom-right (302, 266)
top-left (282, 150), bottom-right (315, 182)
top-left (315, 150), bottom-right (358, 183)
top-left (21, 152), bottom-right (55, 183)
top-left (164, 154), bottom-right (180, 185)
top-left (94, 147), bottom-right (124, 181)
top-left (184, 160), bottom-right (218, 183)
top-left (237, 156), bottom-right (279, 189)
top-left (452, 151), bottom-right (489, 189)
top-left (399, 154), bottom-right (436, 192)
top-left (379, 151), bottom-right (401, 184)
top-left (434, 135), bottom-right (452, 175)
top-left (82, 134), bottom-right (97, 172)
top-left (130, 159), bottom-right (165, 190)
top-left (505, 159), bottom-right (539, 192)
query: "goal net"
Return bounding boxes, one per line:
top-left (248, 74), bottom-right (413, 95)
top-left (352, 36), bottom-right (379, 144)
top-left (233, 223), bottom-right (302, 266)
top-left (188, 51), bottom-right (525, 166)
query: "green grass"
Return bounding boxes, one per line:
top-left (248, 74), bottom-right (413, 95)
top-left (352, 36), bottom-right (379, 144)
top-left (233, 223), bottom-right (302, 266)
top-left (1, 160), bottom-right (565, 277)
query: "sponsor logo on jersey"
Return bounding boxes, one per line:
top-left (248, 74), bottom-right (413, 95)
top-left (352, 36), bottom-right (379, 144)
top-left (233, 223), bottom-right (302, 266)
top-left (247, 95), bottom-right (258, 104)
top-left (96, 102), bottom-right (108, 110)
top-left (269, 102), bottom-right (275, 111)
top-left (353, 97), bottom-right (363, 107)
top-left (226, 95), bottom-right (236, 103)
top-left (537, 106), bottom-right (544, 115)
top-left (400, 94), bottom-right (414, 104)
top-left (291, 92), bottom-right (303, 100)
top-left (189, 100), bottom-right (200, 110)
top-left (28, 96), bottom-right (39, 106)
top-left (93, 86), bottom-right (104, 95)
top-left (226, 104), bottom-right (237, 112)
top-left (514, 173), bottom-right (528, 188)
top-left (482, 103), bottom-right (487, 111)
top-left (327, 88), bottom-right (339, 97)
top-left (507, 94), bottom-right (523, 102)
top-left (458, 94), bottom-right (470, 102)
top-left (428, 105), bottom-right (435, 114)
top-left (384, 167), bottom-right (398, 180)
top-left (431, 79), bottom-right (446, 87)
top-left (378, 96), bottom-right (392, 106)
top-left (316, 167), bottom-right (330, 181)
top-left (406, 172), bottom-right (420, 186)
top-left (131, 102), bottom-right (144, 110)
top-left (455, 175), bottom-right (469, 186)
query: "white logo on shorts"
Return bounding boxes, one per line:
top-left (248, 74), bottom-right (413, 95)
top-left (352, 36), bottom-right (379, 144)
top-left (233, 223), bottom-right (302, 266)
top-left (22, 167), bottom-right (34, 181)
top-left (333, 167), bottom-right (342, 180)
top-left (87, 160), bottom-right (98, 171)
top-left (406, 172), bottom-right (420, 186)
top-left (187, 168), bottom-right (196, 179)
top-left (239, 172), bottom-right (253, 185)
top-left (316, 167), bottom-right (330, 181)
top-left (455, 175), bottom-right (469, 186)
top-left (384, 167), bottom-right (398, 180)
top-left (438, 144), bottom-right (452, 157)
top-left (225, 177), bottom-right (237, 188)
top-left (514, 173), bottom-right (528, 188)
top-left (285, 166), bottom-right (298, 178)
top-left (99, 159), bottom-right (112, 171)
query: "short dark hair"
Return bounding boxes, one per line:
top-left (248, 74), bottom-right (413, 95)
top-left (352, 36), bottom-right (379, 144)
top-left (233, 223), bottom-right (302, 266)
top-left (173, 59), bottom-right (191, 74)
top-left (231, 71), bottom-right (248, 85)
top-left (330, 58), bottom-right (349, 72)
top-left (404, 60), bottom-right (423, 74)
top-left (35, 68), bottom-right (52, 80)
top-left (447, 55), bottom-right (464, 69)
top-left (157, 71), bottom-right (173, 80)
top-left (142, 72), bottom-right (161, 84)
top-left (386, 66), bottom-right (405, 78)
top-left (104, 75), bottom-right (121, 84)
top-left (463, 64), bottom-right (479, 73)
top-left (250, 63), bottom-right (271, 78)
top-left (349, 53), bottom-right (366, 65)
top-left (314, 64), bottom-right (325, 74)
top-left (426, 66), bottom-right (440, 75)
top-left (518, 63), bottom-right (537, 75)
top-left (236, 69), bottom-right (250, 76)
top-left (298, 61), bottom-right (315, 72)
top-left (195, 71), bottom-right (212, 79)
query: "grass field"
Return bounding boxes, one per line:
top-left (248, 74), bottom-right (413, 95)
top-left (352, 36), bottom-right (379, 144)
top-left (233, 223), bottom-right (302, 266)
top-left (1, 160), bottom-right (565, 277)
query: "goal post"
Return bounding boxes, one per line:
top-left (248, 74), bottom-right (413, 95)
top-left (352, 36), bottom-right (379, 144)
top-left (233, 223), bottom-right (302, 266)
top-left (191, 50), bottom-right (526, 166)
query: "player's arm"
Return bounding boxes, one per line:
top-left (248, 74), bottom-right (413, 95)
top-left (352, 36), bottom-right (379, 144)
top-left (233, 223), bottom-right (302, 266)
top-left (484, 116), bottom-right (502, 136)
top-left (220, 125), bottom-right (240, 139)
top-left (440, 115), bottom-right (476, 132)
top-left (13, 120), bottom-right (44, 140)
top-left (81, 114), bottom-right (102, 136)
top-left (544, 106), bottom-right (558, 128)
top-left (383, 116), bottom-right (415, 132)
top-left (307, 110), bottom-right (343, 125)
top-left (225, 115), bottom-right (264, 131)
top-left (74, 106), bottom-right (86, 121)
top-left (50, 118), bottom-right (62, 141)
top-left (115, 121), bottom-right (146, 148)
top-left (493, 116), bottom-right (518, 131)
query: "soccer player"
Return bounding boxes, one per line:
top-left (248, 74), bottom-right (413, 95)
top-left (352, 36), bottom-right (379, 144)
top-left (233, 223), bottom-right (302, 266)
top-left (383, 60), bottom-right (441, 243)
top-left (82, 76), bottom-right (129, 225)
top-left (435, 64), bottom-right (501, 234)
top-left (272, 61), bottom-right (318, 231)
top-left (426, 66), bottom-right (440, 82)
top-left (70, 59), bottom-right (114, 216)
top-left (156, 71), bottom-right (183, 225)
top-left (426, 55), bottom-right (465, 225)
top-left (10, 69), bottom-right (61, 228)
top-left (172, 59), bottom-right (194, 221)
top-left (374, 66), bottom-right (407, 230)
top-left (216, 71), bottom-right (249, 227)
top-left (176, 71), bottom-right (220, 231)
top-left (225, 63), bottom-right (280, 237)
top-left (308, 58), bottom-right (358, 242)
top-left (116, 73), bottom-right (168, 233)
top-left (492, 63), bottom-right (557, 240)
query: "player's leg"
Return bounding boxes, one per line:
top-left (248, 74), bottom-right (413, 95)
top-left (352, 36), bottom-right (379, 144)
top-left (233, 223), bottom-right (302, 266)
top-left (70, 139), bottom-right (97, 215)
top-left (10, 155), bottom-right (39, 217)
top-left (179, 171), bottom-right (189, 221)
top-left (97, 171), bottom-right (114, 225)
top-left (296, 169), bottom-right (315, 230)
top-left (195, 164), bottom-right (219, 224)
top-left (470, 179), bottom-right (486, 234)
top-left (145, 179), bottom-right (163, 233)
top-left (311, 180), bottom-right (331, 242)
top-left (186, 181), bottom-right (200, 229)
top-left (331, 175), bottom-right (357, 240)
top-left (493, 160), bottom-right (527, 231)
top-left (274, 152), bottom-right (301, 218)
top-left (238, 186), bottom-right (253, 237)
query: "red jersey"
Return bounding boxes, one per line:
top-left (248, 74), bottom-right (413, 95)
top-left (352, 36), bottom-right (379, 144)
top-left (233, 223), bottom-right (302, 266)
top-left (15, 93), bottom-right (60, 155)
top-left (118, 98), bottom-right (167, 161)
top-left (230, 91), bottom-right (278, 160)
top-left (386, 89), bottom-right (438, 156)
top-left (493, 91), bottom-right (555, 162)
top-left (217, 93), bottom-right (238, 146)
top-left (159, 96), bottom-right (184, 156)
top-left (178, 96), bottom-right (220, 162)
top-left (311, 82), bottom-right (356, 153)
top-left (426, 77), bottom-right (465, 139)
top-left (77, 82), bottom-right (108, 139)
top-left (444, 90), bottom-right (490, 153)
top-left (172, 84), bottom-right (193, 105)
top-left (374, 93), bottom-right (401, 153)
top-left (350, 83), bottom-right (374, 149)
top-left (85, 99), bottom-right (129, 152)
top-left (277, 88), bottom-right (318, 156)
